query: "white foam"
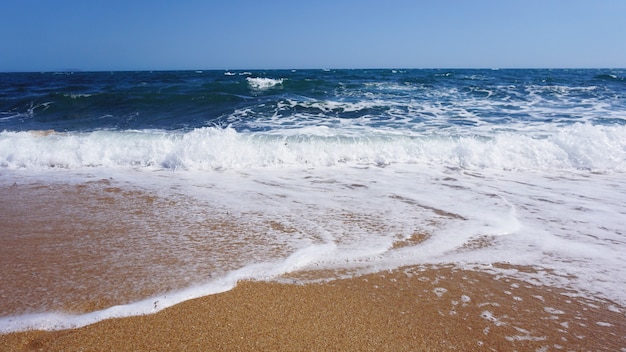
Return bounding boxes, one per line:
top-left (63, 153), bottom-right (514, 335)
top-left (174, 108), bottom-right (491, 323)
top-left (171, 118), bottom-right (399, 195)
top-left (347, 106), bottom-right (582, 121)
top-left (1, 124), bottom-right (625, 172)
top-left (246, 77), bottom-right (283, 90)
top-left (433, 287), bottom-right (448, 297)
top-left (2, 162), bottom-right (626, 331)
top-left (63, 93), bottom-right (93, 99)
top-left (480, 310), bottom-right (506, 326)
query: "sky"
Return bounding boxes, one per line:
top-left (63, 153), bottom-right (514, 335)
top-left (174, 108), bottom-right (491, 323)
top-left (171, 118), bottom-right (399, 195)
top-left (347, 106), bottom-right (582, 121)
top-left (1, 0), bottom-right (625, 71)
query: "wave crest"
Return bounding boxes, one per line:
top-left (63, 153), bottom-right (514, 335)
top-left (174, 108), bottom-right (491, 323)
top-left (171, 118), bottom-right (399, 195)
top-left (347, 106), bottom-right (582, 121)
top-left (1, 124), bottom-right (625, 172)
top-left (247, 77), bottom-right (284, 90)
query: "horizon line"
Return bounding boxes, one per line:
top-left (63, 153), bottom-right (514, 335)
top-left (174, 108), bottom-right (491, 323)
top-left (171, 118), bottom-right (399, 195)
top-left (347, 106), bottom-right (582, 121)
top-left (2, 67), bottom-right (625, 74)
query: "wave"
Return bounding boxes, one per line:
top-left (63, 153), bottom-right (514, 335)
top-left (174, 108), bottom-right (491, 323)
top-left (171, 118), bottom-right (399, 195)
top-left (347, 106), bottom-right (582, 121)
top-left (3, 69), bottom-right (624, 134)
top-left (1, 124), bottom-right (625, 172)
top-left (246, 77), bottom-right (284, 90)
top-left (594, 73), bottom-right (625, 82)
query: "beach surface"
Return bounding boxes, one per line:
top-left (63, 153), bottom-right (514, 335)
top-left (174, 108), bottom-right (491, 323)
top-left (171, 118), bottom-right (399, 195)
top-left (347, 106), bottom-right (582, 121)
top-left (1, 177), bottom-right (626, 351)
top-left (2, 264), bottom-right (624, 351)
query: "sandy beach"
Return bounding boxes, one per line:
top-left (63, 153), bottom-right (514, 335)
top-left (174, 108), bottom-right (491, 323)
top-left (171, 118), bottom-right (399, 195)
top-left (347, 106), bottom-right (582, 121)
top-left (1, 179), bottom-right (626, 351)
top-left (2, 264), bottom-right (624, 351)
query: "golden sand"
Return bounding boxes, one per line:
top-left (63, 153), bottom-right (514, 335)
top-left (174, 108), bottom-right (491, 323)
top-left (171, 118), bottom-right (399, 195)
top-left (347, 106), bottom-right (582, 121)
top-left (2, 264), bottom-right (624, 352)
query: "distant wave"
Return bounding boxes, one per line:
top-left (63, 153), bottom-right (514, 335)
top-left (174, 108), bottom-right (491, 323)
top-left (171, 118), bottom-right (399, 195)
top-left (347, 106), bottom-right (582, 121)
top-left (594, 73), bottom-right (624, 82)
top-left (247, 77), bottom-right (284, 90)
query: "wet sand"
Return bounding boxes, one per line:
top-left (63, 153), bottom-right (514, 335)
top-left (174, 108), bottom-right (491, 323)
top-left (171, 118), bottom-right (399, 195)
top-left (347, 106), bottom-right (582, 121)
top-left (0, 179), bottom-right (262, 315)
top-left (2, 264), bottom-right (624, 351)
top-left (1, 180), bottom-right (625, 351)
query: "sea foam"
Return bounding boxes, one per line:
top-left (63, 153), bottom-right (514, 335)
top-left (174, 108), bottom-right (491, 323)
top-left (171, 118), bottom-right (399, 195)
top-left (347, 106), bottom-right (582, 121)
top-left (1, 124), bottom-right (625, 172)
top-left (247, 77), bottom-right (284, 90)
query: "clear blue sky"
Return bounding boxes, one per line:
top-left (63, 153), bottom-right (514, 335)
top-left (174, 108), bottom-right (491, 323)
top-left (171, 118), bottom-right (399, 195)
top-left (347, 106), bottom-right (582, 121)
top-left (2, 0), bottom-right (625, 71)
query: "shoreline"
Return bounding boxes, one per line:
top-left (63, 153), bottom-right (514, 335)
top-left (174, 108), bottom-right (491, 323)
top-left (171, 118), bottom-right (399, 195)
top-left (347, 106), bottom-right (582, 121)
top-left (2, 264), bottom-right (624, 351)
top-left (2, 175), bottom-right (625, 351)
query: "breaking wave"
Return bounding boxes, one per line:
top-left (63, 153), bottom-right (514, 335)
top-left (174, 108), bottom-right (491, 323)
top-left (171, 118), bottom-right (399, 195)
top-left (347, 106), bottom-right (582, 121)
top-left (1, 124), bottom-right (625, 172)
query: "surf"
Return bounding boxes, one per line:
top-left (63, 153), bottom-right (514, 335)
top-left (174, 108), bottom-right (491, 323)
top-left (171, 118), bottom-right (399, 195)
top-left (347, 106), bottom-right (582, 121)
top-left (1, 123), bottom-right (625, 172)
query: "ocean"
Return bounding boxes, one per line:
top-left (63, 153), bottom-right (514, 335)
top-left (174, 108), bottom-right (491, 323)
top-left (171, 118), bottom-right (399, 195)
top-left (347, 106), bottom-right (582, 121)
top-left (1, 69), bottom-right (625, 332)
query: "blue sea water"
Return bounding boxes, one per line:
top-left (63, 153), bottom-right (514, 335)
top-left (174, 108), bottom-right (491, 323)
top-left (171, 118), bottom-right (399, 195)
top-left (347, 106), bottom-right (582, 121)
top-left (2, 69), bottom-right (626, 132)
top-left (1, 69), bottom-right (626, 332)
top-left (1, 69), bottom-right (625, 170)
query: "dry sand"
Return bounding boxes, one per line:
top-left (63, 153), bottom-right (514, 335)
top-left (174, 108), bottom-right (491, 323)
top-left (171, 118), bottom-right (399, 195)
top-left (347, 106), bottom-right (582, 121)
top-left (2, 264), bottom-right (624, 352)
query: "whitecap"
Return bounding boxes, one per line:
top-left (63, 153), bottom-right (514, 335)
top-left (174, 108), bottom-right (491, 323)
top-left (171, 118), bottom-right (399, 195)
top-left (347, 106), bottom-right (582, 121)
top-left (247, 77), bottom-right (284, 90)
